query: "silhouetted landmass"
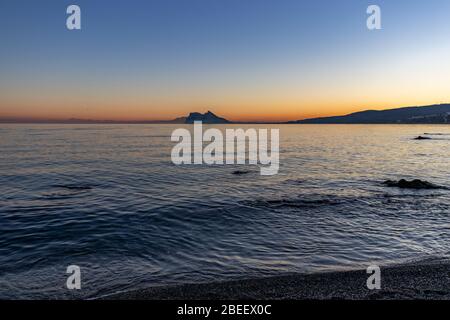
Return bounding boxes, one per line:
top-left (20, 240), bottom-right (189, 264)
top-left (185, 111), bottom-right (230, 124)
top-left (290, 104), bottom-right (450, 124)
top-left (169, 116), bottom-right (187, 124)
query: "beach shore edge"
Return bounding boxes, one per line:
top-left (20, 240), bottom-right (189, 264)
top-left (102, 258), bottom-right (450, 300)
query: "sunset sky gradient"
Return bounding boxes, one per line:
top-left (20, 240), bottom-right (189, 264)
top-left (1, 0), bottom-right (450, 122)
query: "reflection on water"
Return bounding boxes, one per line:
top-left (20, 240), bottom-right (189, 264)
top-left (0, 124), bottom-right (449, 299)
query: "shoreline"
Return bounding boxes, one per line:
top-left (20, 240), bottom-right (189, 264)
top-left (103, 259), bottom-right (450, 300)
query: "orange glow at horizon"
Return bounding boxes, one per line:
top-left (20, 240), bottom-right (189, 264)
top-left (1, 98), bottom-right (449, 122)
top-left (2, 52), bottom-right (450, 122)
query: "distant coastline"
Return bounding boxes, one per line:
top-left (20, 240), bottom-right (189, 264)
top-left (2, 103), bottom-right (449, 124)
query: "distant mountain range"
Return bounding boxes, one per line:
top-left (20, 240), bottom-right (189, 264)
top-left (289, 104), bottom-right (450, 124)
top-left (1, 104), bottom-right (449, 124)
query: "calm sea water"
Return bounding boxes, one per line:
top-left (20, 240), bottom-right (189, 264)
top-left (0, 124), bottom-right (449, 299)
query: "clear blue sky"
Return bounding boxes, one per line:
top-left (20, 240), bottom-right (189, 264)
top-left (1, 0), bottom-right (450, 121)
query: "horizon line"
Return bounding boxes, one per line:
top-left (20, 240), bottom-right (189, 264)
top-left (1, 102), bottom-right (449, 124)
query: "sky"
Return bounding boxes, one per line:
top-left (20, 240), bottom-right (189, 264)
top-left (1, 0), bottom-right (450, 122)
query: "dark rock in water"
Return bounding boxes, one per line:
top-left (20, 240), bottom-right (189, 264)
top-left (383, 179), bottom-right (442, 189)
top-left (414, 136), bottom-right (432, 140)
top-left (232, 170), bottom-right (251, 175)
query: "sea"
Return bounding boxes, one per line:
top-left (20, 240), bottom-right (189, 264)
top-left (0, 124), bottom-right (449, 299)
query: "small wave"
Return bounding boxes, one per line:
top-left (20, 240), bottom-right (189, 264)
top-left (27, 133), bottom-right (50, 136)
top-left (382, 193), bottom-right (444, 199)
top-left (40, 192), bottom-right (87, 200)
top-left (51, 184), bottom-right (94, 191)
top-left (424, 133), bottom-right (450, 136)
top-left (114, 135), bottom-right (169, 139)
top-left (39, 184), bottom-right (95, 200)
top-left (245, 196), bottom-right (346, 209)
top-left (283, 179), bottom-right (305, 185)
top-left (419, 133), bottom-right (450, 140)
